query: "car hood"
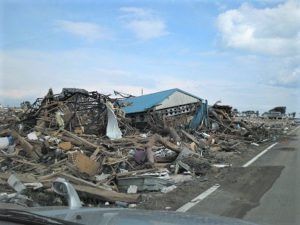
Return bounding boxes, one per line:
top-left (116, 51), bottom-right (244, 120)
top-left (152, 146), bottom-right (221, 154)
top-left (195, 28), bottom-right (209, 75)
top-left (28, 207), bottom-right (259, 225)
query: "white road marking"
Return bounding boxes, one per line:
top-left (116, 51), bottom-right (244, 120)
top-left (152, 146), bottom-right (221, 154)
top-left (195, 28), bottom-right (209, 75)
top-left (242, 142), bottom-right (278, 167)
top-left (176, 184), bottom-right (220, 212)
top-left (243, 125), bottom-right (299, 167)
top-left (177, 142), bottom-right (278, 212)
top-left (176, 125), bottom-right (299, 212)
top-left (288, 125), bottom-right (300, 135)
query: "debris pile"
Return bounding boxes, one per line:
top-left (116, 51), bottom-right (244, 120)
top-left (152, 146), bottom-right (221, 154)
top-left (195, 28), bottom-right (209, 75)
top-left (0, 88), bottom-right (295, 208)
top-left (195, 102), bottom-right (294, 156)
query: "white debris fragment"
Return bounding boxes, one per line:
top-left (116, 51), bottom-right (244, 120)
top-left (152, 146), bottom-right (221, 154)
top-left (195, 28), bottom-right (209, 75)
top-left (127, 185), bottom-right (138, 194)
top-left (161, 185), bottom-right (177, 193)
top-left (0, 137), bottom-right (9, 150)
top-left (140, 133), bottom-right (147, 138)
top-left (251, 142), bottom-right (260, 147)
top-left (24, 182), bottom-right (43, 190)
top-left (201, 132), bottom-right (210, 139)
top-left (7, 174), bottom-right (26, 193)
top-left (106, 104), bottom-right (122, 140)
top-left (95, 173), bottom-right (110, 182)
top-left (55, 111), bottom-right (65, 129)
top-left (212, 164), bottom-right (232, 168)
top-left (170, 174), bottom-right (193, 184)
top-left (27, 132), bottom-right (38, 141)
top-left (128, 204), bottom-right (137, 208)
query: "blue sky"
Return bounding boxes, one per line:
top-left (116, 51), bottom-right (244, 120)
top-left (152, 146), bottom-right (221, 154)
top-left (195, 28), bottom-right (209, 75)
top-left (0, 0), bottom-right (299, 113)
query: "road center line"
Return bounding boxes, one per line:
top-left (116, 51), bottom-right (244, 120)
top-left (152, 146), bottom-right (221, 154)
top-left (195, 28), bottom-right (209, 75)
top-left (176, 126), bottom-right (298, 212)
top-left (288, 125), bottom-right (299, 135)
top-left (177, 142), bottom-right (278, 212)
top-left (176, 184), bottom-right (220, 212)
top-left (242, 142), bottom-right (278, 167)
top-left (243, 125), bottom-right (299, 167)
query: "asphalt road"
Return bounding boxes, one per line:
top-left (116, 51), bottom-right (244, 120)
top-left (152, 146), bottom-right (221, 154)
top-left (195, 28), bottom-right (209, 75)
top-left (186, 126), bottom-right (300, 225)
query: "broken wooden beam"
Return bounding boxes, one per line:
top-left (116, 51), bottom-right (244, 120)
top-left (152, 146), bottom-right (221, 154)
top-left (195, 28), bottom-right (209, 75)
top-left (11, 130), bottom-right (40, 159)
top-left (73, 184), bottom-right (140, 203)
top-left (62, 129), bottom-right (98, 148)
top-left (153, 134), bottom-right (181, 153)
top-left (62, 129), bottom-right (115, 156)
top-left (181, 130), bottom-right (199, 145)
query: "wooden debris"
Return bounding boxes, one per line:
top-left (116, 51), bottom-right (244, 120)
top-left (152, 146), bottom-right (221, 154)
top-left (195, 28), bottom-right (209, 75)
top-left (62, 129), bottom-right (115, 156)
top-left (62, 129), bottom-right (98, 149)
top-left (153, 134), bottom-right (181, 153)
top-left (58, 141), bottom-right (72, 151)
top-left (11, 130), bottom-right (40, 159)
top-left (181, 130), bottom-right (201, 146)
top-left (68, 151), bottom-right (100, 176)
top-left (73, 184), bottom-right (140, 203)
top-left (0, 88), bottom-right (294, 208)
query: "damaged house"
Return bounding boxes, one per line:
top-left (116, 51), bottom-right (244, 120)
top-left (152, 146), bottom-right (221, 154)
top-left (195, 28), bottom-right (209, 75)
top-left (262, 106), bottom-right (286, 119)
top-left (118, 88), bottom-right (208, 129)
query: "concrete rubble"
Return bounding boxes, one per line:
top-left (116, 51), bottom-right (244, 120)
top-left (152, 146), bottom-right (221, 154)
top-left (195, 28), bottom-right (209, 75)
top-left (0, 88), bottom-right (296, 208)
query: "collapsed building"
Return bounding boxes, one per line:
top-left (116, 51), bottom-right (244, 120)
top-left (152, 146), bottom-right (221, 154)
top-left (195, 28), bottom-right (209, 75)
top-left (118, 88), bottom-right (208, 130)
top-left (0, 87), bottom-right (296, 208)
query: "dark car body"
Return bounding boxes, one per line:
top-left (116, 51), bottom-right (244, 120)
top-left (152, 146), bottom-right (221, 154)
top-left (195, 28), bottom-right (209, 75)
top-left (0, 204), bottom-right (259, 225)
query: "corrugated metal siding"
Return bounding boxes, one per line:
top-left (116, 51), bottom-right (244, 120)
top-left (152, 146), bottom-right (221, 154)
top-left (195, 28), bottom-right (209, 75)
top-left (155, 91), bottom-right (200, 110)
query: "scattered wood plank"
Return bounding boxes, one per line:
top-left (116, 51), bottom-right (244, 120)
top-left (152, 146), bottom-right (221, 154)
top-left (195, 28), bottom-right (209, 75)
top-left (62, 129), bottom-right (115, 156)
top-left (73, 184), bottom-right (140, 203)
top-left (116, 168), bottom-right (158, 178)
top-left (11, 130), bottom-right (40, 159)
top-left (181, 130), bottom-right (199, 145)
top-left (153, 134), bottom-right (181, 153)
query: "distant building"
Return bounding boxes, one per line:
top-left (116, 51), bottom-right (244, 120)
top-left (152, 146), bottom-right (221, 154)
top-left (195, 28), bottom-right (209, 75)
top-left (241, 110), bottom-right (259, 117)
top-left (269, 106), bottom-right (286, 115)
top-left (262, 106), bottom-right (286, 119)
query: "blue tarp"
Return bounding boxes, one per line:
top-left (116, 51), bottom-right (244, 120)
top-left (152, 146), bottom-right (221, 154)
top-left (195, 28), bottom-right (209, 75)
top-left (189, 100), bottom-right (209, 130)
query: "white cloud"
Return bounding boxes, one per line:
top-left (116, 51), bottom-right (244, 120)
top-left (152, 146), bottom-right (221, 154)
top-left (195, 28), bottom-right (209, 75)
top-left (120, 7), bottom-right (152, 18)
top-left (55, 20), bottom-right (111, 41)
top-left (0, 48), bottom-right (299, 112)
top-left (120, 7), bottom-right (168, 40)
top-left (151, 75), bottom-right (300, 113)
top-left (0, 49), bottom-right (155, 103)
top-left (217, 1), bottom-right (300, 55)
top-left (267, 55), bottom-right (300, 89)
top-left (126, 20), bottom-right (167, 40)
top-left (217, 0), bottom-right (300, 92)
top-left (270, 66), bottom-right (300, 88)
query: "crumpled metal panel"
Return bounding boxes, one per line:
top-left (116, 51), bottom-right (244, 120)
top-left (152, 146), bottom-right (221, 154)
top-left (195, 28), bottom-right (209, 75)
top-left (106, 105), bottom-right (122, 140)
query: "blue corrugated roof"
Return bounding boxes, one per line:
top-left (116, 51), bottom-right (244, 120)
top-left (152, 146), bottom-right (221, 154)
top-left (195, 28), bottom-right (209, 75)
top-left (119, 88), bottom-right (201, 114)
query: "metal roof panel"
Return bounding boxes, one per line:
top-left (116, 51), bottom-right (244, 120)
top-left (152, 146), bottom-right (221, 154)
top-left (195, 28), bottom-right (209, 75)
top-left (119, 88), bottom-right (202, 114)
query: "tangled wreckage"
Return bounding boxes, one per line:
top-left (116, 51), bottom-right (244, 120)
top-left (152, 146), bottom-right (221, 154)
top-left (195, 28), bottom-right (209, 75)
top-left (0, 88), bottom-right (296, 208)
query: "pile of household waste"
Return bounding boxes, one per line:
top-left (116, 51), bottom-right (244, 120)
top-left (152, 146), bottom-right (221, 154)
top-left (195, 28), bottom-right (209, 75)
top-left (0, 88), bottom-right (295, 208)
